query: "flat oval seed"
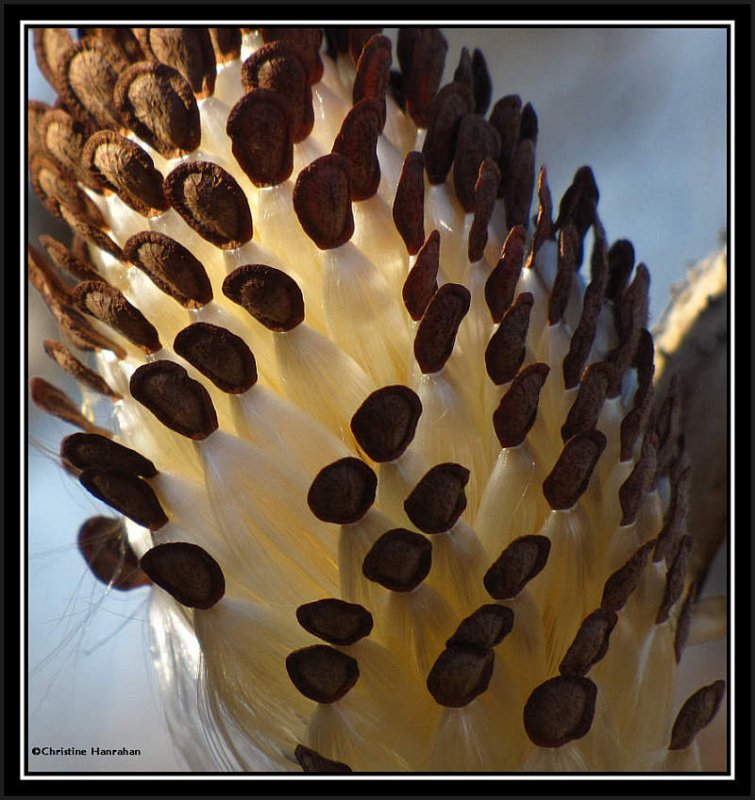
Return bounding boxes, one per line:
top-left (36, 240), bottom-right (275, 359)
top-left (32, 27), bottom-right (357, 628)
top-left (81, 28), bottom-right (145, 63)
top-left (140, 542), bottom-right (225, 610)
top-left (362, 528), bottom-right (432, 592)
top-left (39, 109), bottom-right (100, 190)
top-left (348, 28), bottom-right (383, 64)
top-left (674, 585), bottom-right (696, 663)
top-left (484, 535), bottom-right (551, 600)
top-left (393, 151), bottom-right (425, 255)
top-left (549, 225), bottom-right (579, 325)
top-left (352, 34), bottom-right (392, 130)
top-left (561, 361), bottom-right (615, 442)
top-left (59, 206), bottom-right (123, 261)
top-left (43, 339), bottom-right (121, 399)
top-left (62, 432), bottom-right (157, 477)
top-left (654, 466), bottom-right (690, 564)
top-left (259, 28), bottom-right (323, 84)
top-left (332, 99), bottom-right (383, 201)
top-left (307, 457), bottom-right (377, 524)
top-left (493, 363), bottom-right (550, 449)
top-left (446, 604), bottom-right (514, 650)
top-left (350, 385), bottom-right (422, 463)
top-left (555, 166), bottom-right (600, 264)
top-left (422, 82), bottom-right (475, 184)
top-left (293, 154), bottom-right (354, 250)
top-left (404, 28), bottom-right (448, 128)
top-left (453, 114), bottom-right (501, 213)
top-left (164, 161), bottom-right (253, 249)
top-left (489, 94), bottom-right (522, 192)
top-left (523, 675), bottom-right (597, 748)
top-left (542, 430), bottom-right (607, 510)
top-left (129, 360), bottom-right (218, 440)
top-left (296, 599), bottom-right (374, 646)
top-left (72, 281), bottom-right (162, 353)
top-left (485, 292), bottom-right (534, 385)
top-left (222, 264), bottom-right (305, 332)
top-left (79, 467), bottom-right (168, 529)
top-left (404, 462), bottom-right (469, 534)
top-left (134, 28), bottom-right (216, 98)
top-left (601, 540), bottom-right (655, 613)
top-left (40, 235), bottom-right (102, 282)
top-left (30, 377), bottom-right (111, 436)
top-left (531, 165), bottom-right (555, 255)
top-left (49, 299), bottom-right (126, 359)
top-left (115, 62), bottom-right (201, 159)
top-left (618, 432), bottom-right (657, 526)
top-left (82, 131), bottom-right (169, 217)
top-left (468, 158), bottom-right (501, 262)
top-left (34, 28), bottom-right (73, 91)
top-left (559, 609), bottom-right (618, 677)
top-left (485, 225), bottom-right (527, 323)
top-left (669, 681), bottom-right (726, 750)
top-left (294, 744), bottom-right (352, 774)
top-left (504, 138), bottom-right (536, 229)
top-left (226, 88), bottom-right (294, 186)
top-left (426, 646), bottom-right (494, 708)
top-left (403, 230), bottom-right (440, 321)
top-left (414, 283), bottom-right (471, 374)
top-left (606, 238), bottom-right (636, 304)
top-left (286, 645), bottom-right (359, 704)
top-left (174, 322), bottom-right (257, 394)
top-left (30, 154), bottom-right (105, 226)
top-left (656, 536), bottom-right (692, 624)
top-left (78, 515), bottom-right (150, 591)
top-left (124, 231), bottom-right (212, 308)
top-left (562, 283), bottom-right (604, 392)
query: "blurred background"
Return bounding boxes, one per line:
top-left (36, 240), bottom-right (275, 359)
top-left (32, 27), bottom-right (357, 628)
top-left (26, 24), bottom-right (728, 773)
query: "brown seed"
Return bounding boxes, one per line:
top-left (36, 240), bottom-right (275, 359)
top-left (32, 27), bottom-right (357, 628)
top-left (484, 535), bottom-right (551, 600)
top-left (114, 62), bottom-right (201, 159)
top-left (404, 462), bottom-right (469, 534)
top-left (30, 377), bottom-right (111, 437)
top-left (164, 161), bottom-right (253, 250)
top-left (519, 102), bottom-right (539, 143)
top-left (347, 28), bottom-right (383, 65)
top-left (561, 361), bottom-right (616, 442)
top-left (468, 158), bottom-right (501, 263)
top-left (296, 598), bottom-right (374, 646)
top-left (350, 385), bottom-right (422, 463)
top-left (548, 225), bottom-right (579, 325)
top-left (402, 230), bottom-right (440, 321)
top-left (133, 28), bottom-right (216, 98)
top-left (453, 114), bottom-right (501, 213)
top-left (453, 47), bottom-right (474, 94)
top-left (352, 34), bottom-right (392, 130)
top-left (129, 360), bottom-right (218, 441)
top-left (421, 82), bottom-right (475, 184)
top-left (605, 239), bottom-right (636, 304)
top-left (523, 675), bottom-right (598, 748)
top-left (294, 744), bottom-right (352, 774)
top-left (209, 28), bottom-right (242, 63)
top-left (656, 536), bottom-right (692, 624)
top-left (140, 542), bottom-right (225, 610)
top-left (241, 42), bottom-right (313, 143)
top-left (446, 604), bottom-right (514, 650)
top-left (59, 206), bottom-right (123, 261)
top-left (554, 166), bottom-right (600, 267)
top-left (485, 292), bottom-right (534, 385)
top-left (173, 322), bottom-right (257, 394)
top-left (504, 138), bottom-right (536, 230)
top-left (562, 280), bottom-right (604, 391)
top-left (124, 231), bottom-right (212, 308)
top-left (674, 583), bottom-right (696, 664)
top-left (30, 154), bottom-right (105, 227)
top-left (655, 375), bottom-right (682, 477)
top-left (601, 540), bottom-right (655, 613)
top-left (654, 466), bottom-right (691, 565)
top-left (222, 264), bottom-right (305, 332)
top-left (669, 681), bottom-right (726, 750)
top-left (79, 467), bottom-right (168, 529)
top-left (226, 88), bottom-right (294, 187)
top-left (492, 362), bottom-right (550, 449)
top-left (39, 235), bottom-right (101, 283)
top-left (618, 432), bottom-right (658, 526)
top-left (393, 151), bottom-right (425, 256)
top-left (620, 377), bottom-right (655, 462)
top-left (34, 28), bottom-right (74, 92)
top-left (559, 609), bottom-right (618, 677)
top-left (82, 131), bottom-right (169, 218)
top-left (62, 432), bottom-right (157, 477)
top-left (78, 515), bottom-right (150, 591)
top-left (489, 94), bottom-right (522, 193)
top-left (403, 28), bottom-right (448, 128)
top-left (28, 243), bottom-right (68, 305)
top-left (362, 528), bottom-right (432, 592)
top-left (333, 99), bottom-right (383, 201)
top-left (286, 645), bottom-right (359, 704)
top-left (293, 154), bottom-right (354, 250)
top-left (307, 457), bottom-right (377, 525)
top-left (259, 28), bottom-right (324, 84)
top-left (49, 298), bottom-right (127, 359)
top-left (531, 165), bottom-right (555, 256)
top-left (43, 340), bottom-right (121, 400)
top-left (72, 281), bottom-right (161, 353)
top-left (426, 646), bottom-right (494, 708)
top-left (413, 283), bottom-right (470, 374)
top-left (470, 49), bottom-right (493, 116)
top-left (28, 100), bottom-right (52, 159)
top-left (543, 430), bottom-right (607, 511)
top-left (38, 108), bottom-right (100, 191)
top-left (56, 37), bottom-right (127, 130)
top-left (608, 263), bottom-right (650, 397)
top-left (485, 225), bottom-right (527, 323)
top-left (80, 28), bottom-right (145, 63)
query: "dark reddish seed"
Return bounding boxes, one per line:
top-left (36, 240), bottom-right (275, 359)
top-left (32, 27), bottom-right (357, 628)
top-left (350, 385), bottom-right (422, 463)
top-left (421, 82), bottom-right (474, 184)
top-left (453, 114), bottom-right (501, 213)
top-left (485, 292), bottom-right (534, 386)
top-left (453, 47), bottom-right (474, 93)
top-left (49, 298), bottom-right (127, 359)
top-left (39, 235), bottom-right (101, 283)
top-left (468, 158), bottom-right (501, 263)
top-left (489, 94), bottom-right (522, 193)
top-left (404, 462), bottom-right (470, 534)
top-left (30, 377), bottom-right (111, 436)
top-left (503, 138), bottom-right (536, 229)
top-left (393, 151), bottom-right (425, 255)
top-left (618, 432), bottom-right (657, 526)
top-left (484, 535), bottom-right (551, 600)
top-left (362, 528), bottom-right (432, 592)
top-left (426, 646), bottom-right (494, 708)
top-left (446, 604), bottom-right (514, 650)
top-left (114, 62), bottom-right (201, 159)
top-left (79, 467), bottom-right (168, 529)
top-left (307, 457), bottom-right (377, 525)
top-left (222, 264), bottom-right (305, 332)
top-left (548, 225), bottom-right (579, 325)
top-left (62, 432), bottom-right (157, 477)
top-left (296, 598), bottom-right (374, 646)
top-left (293, 154), bottom-right (354, 250)
top-left (542, 430), bottom-right (607, 511)
top-left (39, 108), bottom-right (100, 191)
top-left (523, 675), bottom-right (598, 748)
top-left (674, 584), bottom-right (696, 663)
top-left (669, 681), bottom-right (726, 750)
top-left (209, 28), bottom-right (242, 63)
top-left (654, 466), bottom-right (691, 565)
top-left (286, 645), bottom-right (359, 704)
top-left (485, 225), bottom-right (527, 323)
top-left (164, 161), bottom-right (253, 250)
top-left (80, 28), bottom-right (145, 63)
top-left (560, 361), bottom-right (616, 442)
top-left (403, 230), bottom-right (440, 321)
top-left (43, 340), bottom-right (121, 400)
top-left (471, 49), bottom-right (492, 116)
top-left (332, 99), bottom-right (383, 201)
top-left (554, 166), bottom-right (600, 267)
top-left (519, 102), bottom-right (539, 143)
top-left (72, 281), bottom-right (162, 354)
top-left (34, 28), bottom-right (73, 92)
top-left (608, 263), bottom-right (650, 397)
top-left (30, 154), bottom-right (105, 226)
top-left (559, 609), bottom-right (618, 677)
top-left (620, 379), bottom-right (655, 463)
top-left (493, 363), bottom-right (550, 449)
top-left (347, 28), bottom-right (383, 64)
top-left (655, 375), bottom-right (682, 477)
top-left (413, 283), bottom-right (470, 374)
top-left (59, 206), bottom-right (123, 261)
top-left (173, 322), bottom-right (258, 394)
top-left (606, 239), bottom-right (636, 304)
top-left (132, 28), bottom-right (216, 98)
top-left (601, 540), bottom-right (655, 613)
top-left (656, 536), bottom-right (692, 624)
top-left (294, 744), bottom-right (352, 773)
top-left (531, 165), bottom-right (555, 256)
top-left (140, 542), bottom-right (226, 610)
top-left (78, 516), bottom-right (150, 591)
top-left (403, 28), bottom-right (448, 128)
top-left (562, 280), bottom-right (604, 391)
top-left (129, 360), bottom-right (219, 441)
top-left (352, 34), bottom-right (392, 130)
top-left (259, 28), bottom-right (324, 84)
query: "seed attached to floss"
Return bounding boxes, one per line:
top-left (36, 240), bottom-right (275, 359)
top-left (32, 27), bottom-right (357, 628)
top-left (542, 429), bottom-right (607, 510)
top-left (484, 535), bottom-right (551, 600)
top-left (413, 282), bottom-right (471, 374)
top-left (402, 229), bottom-right (440, 321)
top-left (446, 603), bottom-right (514, 650)
top-left (492, 362), bottom-right (550, 449)
top-left (350, 385), bottom-right (423, 463)
top-left (43, 339), bottom-right (121, 400)
top-left (296, 598), bottom-right (374, 646)
top-left (669, 680), bottom-right (726, 751)
top-left (307, 458), bottom-right (378, 525)
top-left (223, 264), bottom-right (305, 332)
top-left (362, 528), bottom-right (432, 592)
top-left (77, 516), bottom-right (151, 591)
top-left (286, 645), bottom-right (360, 704)
top-left (523, 675), bottom-right (598, 748)
top-left (79, 467), bottom-right (168, 530)
top-left (61, 432), bottom-right (158, 477)
top-left (404, 462), bottom-right (470, 534)
top-left (140, 542), bottom-right (225, 610)
top-left (294, 744), bottom-right (353, 774)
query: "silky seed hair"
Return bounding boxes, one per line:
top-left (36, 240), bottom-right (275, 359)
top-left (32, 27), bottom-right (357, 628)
top-left (27, 25), bottom-right (725, 774)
